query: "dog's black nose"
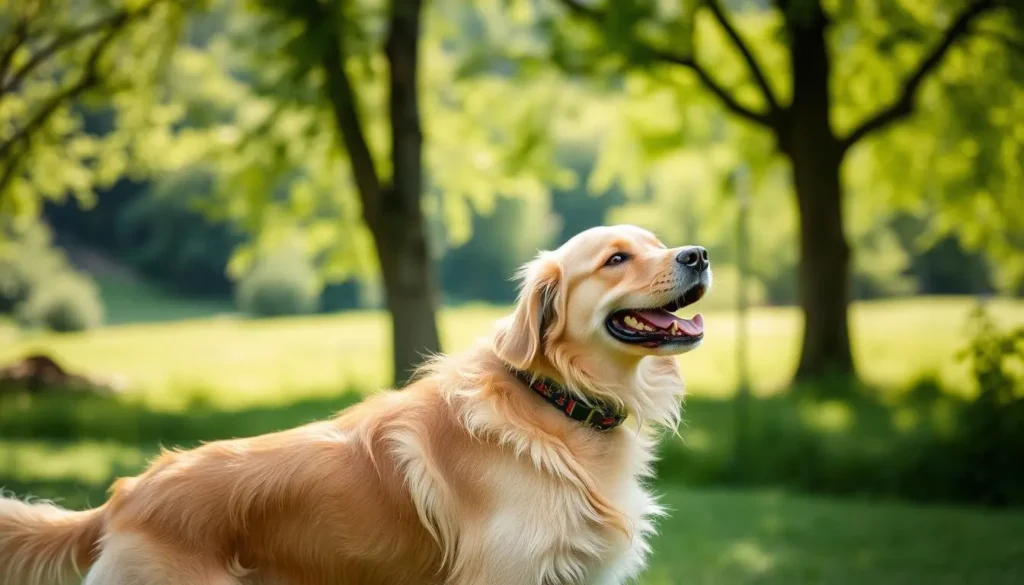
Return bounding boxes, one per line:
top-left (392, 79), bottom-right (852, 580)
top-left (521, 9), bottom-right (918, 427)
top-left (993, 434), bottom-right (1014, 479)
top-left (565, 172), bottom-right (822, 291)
top-left (676, 246), bottom-right (709, 271)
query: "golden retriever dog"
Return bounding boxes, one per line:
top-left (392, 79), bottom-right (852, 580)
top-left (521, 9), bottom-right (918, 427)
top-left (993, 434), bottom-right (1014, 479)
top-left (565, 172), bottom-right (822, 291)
top-left (0, 224), bottom-right (711, 585)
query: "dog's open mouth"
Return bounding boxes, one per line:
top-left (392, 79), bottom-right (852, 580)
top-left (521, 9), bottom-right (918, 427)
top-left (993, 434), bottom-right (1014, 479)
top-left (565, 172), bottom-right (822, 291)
top-left (606, 284), bottom-right (706, 347)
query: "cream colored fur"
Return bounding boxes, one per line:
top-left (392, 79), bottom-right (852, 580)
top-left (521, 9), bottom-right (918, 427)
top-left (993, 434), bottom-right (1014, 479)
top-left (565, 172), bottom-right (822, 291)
top-left (0, 225), bottom-right (708, 585)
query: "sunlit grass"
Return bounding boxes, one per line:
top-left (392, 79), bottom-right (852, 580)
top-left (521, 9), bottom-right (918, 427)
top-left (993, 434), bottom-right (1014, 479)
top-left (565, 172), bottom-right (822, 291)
top-left (0, 439), bottom-right (146, 488)
top-left (1, 297), bottom-right (1020, 409)
top-left (2, 296), bottom-right (1022, 582)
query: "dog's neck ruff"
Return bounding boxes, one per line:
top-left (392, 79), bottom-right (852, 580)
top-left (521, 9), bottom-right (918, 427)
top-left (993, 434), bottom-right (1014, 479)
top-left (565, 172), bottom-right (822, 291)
top-left (508, 367), bottom-right (627, 431)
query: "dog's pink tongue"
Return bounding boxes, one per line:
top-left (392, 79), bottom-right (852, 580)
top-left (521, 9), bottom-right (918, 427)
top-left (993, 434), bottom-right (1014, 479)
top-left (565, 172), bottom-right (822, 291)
top-left (636, 310), bottom-right (704, 336)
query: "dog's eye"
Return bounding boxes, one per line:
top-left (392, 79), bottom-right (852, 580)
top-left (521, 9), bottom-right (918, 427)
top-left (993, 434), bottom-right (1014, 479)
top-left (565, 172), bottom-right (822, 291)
top-left (604, 252), bottom-right (629, 267)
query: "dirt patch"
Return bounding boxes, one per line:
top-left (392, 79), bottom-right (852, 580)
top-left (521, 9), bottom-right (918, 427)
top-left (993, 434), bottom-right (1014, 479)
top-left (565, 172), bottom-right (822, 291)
top-left (0, 353), bottom-right (127, 396)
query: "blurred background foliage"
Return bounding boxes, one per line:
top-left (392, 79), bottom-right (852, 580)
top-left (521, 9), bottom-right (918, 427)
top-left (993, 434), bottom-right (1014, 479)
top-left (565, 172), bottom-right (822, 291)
top-left (4, 0), bottom-right (1020, 317)
top-left (1, 0), bottom-right (1024, 581)
top-left (3, 2), bottom-right (1019, 290)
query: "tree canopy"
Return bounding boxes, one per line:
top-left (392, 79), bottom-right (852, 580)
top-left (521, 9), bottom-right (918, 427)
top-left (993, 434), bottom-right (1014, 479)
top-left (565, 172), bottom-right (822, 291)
top-left (0, 0), bottom-right (192, 224)
top-left (1, 0), bottom-right (1021, 385)
top-left (502, 0), bottom-right (1024, 380)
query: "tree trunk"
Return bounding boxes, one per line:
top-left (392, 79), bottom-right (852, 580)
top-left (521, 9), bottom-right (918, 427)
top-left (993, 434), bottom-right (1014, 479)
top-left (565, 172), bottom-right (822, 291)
top-left (316, 0), bottom-right (441, 387)
top-left (372, 212), bottom-right (441, 387)
top-left (789, 150), bottom-right (854, 381)
top-left (783, 0), bottom-right (856, 383)
top-left (377, 0), bottom-right (440, 387)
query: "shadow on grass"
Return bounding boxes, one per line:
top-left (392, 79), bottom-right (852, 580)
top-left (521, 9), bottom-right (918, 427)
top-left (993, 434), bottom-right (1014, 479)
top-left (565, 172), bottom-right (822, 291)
top-left (657, 391), bottom-right (939, 492)
top-left (641, 487), bottom-right (1024, 585)
top-left (0, 389), bottom-right (365, 446)
top-left (0, 389), bottom-right (366, 508)
top-left (2, 378), bottom-right (1021, 509)
top-left (657, 376), bottom-right (1024, 507)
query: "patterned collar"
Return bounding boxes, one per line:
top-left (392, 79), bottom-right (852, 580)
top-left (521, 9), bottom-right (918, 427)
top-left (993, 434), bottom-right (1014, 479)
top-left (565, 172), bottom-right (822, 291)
top-left (508, 367), bottom-right (627, 431)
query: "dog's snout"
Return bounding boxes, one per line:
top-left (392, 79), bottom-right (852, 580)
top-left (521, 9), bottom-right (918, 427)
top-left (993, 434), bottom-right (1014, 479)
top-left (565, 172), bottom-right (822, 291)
top-left (676, 246), bottom-right (709, 271)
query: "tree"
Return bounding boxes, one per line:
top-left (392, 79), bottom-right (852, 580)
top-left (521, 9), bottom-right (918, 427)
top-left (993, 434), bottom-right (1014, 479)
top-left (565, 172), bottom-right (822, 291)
top-left (291, 0), bottom-right (442, 387)
top-left (544, 0), bottom-right (1021, 381)
top-left (164, 0), bottom-right (572, 386)
top-left (0, 0), bottom-right (190, 223)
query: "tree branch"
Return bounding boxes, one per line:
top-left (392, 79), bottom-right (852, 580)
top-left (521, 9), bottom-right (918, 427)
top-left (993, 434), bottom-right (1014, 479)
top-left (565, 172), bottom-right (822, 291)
top-left (553, 0), bottom-right (775, 128)
top-left (300, 0), bottom-right (385, 227)
top-left (840, 0), bottom-right (998, 151)
top-left (665, 52), bottom-right (776, 127)
top-left (0, 19), bottom-right (125, 198)
top-left (1, 9), bottom-right (132, 94)
top-left (0, 18), bottom-right (30, 89)
top-left (705, 0), bottom-right (781, 114)
top-left (2, 0), bottom-right (167, 97)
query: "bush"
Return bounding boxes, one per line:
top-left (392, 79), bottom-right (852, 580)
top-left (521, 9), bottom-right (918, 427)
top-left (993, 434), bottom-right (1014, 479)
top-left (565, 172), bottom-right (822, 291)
top-left (236, 248), bottom-right (320, 318)
top-left (908, 304), bottom-right (1024, 506)
top-left (0, 224), bottom-right (67, 314)
top-left (0, 257), bottom-right (34, 314)
top-left (1, 222), bottom-right (105, 332)
top-left (654, 303), bottom-right (1024, 508)
top-left (17, 273), bottom-right (105, 332)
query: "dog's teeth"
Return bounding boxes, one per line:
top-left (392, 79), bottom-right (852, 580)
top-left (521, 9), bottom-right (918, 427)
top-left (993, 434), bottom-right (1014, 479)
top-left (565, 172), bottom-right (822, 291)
top-left (624, 316), bottom-right (640, 330)
top-left (670, 322), bottom-right (681, 335)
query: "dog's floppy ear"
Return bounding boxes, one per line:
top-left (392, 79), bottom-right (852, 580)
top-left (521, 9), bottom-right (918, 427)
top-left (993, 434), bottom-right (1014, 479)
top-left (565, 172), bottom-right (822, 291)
top-left (493, 253), bottom-right (566, 370)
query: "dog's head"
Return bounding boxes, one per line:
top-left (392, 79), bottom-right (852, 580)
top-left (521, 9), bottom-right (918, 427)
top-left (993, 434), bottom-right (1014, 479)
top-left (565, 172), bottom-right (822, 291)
top-left (493, 225), bottom-right (710, 421)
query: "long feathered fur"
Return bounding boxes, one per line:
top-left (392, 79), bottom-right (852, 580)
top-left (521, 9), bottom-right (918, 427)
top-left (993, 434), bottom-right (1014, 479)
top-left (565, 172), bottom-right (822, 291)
top-left (0, 225), bottom-right (698, 585)
top-left (0, 495), bottom-right (105, 585)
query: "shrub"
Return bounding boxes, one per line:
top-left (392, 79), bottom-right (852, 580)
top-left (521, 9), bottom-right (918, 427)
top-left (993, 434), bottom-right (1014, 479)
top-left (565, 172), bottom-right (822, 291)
top-left (910, 304), bottom-right (1024, 506)
top-left (0, 256), bottom-right (34, 314)
top-left (0, 223), bottom-right (68, 314)
top-left (236, 248), bottom-right (320, 318)
top-left (17, 272), bottom-right (105, 332)
top-left (654, 303), bottom-right (1024, 508)
top-left (1, 222), bottom-right (105, 332)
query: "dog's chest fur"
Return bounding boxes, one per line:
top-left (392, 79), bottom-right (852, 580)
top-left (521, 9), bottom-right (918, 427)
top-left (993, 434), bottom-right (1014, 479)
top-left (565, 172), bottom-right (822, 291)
top-left (465, 429), bottom-right (659, 585)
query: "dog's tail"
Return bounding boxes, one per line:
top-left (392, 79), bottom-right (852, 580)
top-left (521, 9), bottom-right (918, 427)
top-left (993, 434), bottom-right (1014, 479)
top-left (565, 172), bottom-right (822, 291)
top-left (0, 495), bottom-right (105, 585)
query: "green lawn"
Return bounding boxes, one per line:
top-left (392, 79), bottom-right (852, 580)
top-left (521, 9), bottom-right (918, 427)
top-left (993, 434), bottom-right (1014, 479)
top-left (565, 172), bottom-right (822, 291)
top-left (1, 297), bottom-right (1021, 409)
top-left (3, 442), bottom-right (1023, 585)
top-left (2, 437), bottom-right (1022, 584)
top-left (95, 276), bottom-right (236, 326)
top-left (2, 295), bottom-right (1023, 582)
top-left (644, 488), bottom-right (1024, 585)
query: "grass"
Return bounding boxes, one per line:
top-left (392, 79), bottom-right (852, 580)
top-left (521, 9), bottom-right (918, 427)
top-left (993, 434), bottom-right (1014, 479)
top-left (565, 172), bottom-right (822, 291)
top-left (644, 488), bottom-right (1024, 584)
top-left (3, 438), bottom-right (1023, 584)
top-left (95, 275), bottom-right (235, 326)
top-left (3, 431), bottom-right (1023, 584)
top-left (0, 389), bottom-right (957, 498)
top-left (1, 295), bottom-right (1023, 582)
top-left (1, 297), bottom-right (1021, 409)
